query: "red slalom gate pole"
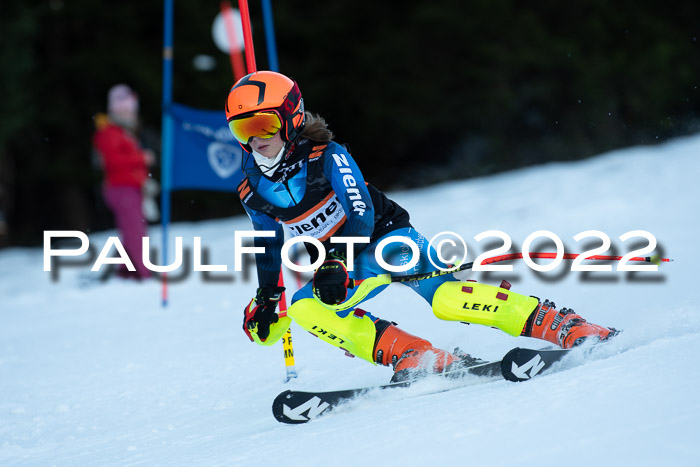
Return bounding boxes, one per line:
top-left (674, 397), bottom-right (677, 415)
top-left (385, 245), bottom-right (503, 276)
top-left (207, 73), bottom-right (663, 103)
top-left (479, 252), bottom-right (671, 265)
top-left (237, 0), bottom-right (296, 380)
top-left (321, 251), bottom-right (673, 313)
top-left (354, 252), bottom-right (672, 288)
top-left (237, 0), bottom-right (257, 73)
top-left (220, 1), bottom-right (246, 80)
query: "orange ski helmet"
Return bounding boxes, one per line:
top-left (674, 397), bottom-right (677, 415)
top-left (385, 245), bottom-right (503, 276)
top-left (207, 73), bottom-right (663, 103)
top-left (225, 71), bottom-right (305, 151)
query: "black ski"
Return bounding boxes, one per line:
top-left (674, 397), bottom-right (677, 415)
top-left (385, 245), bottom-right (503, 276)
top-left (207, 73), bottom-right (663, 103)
top-left (272, 359), bottom-right (502, 424)
top-left (272, 344), bottom-right (608, 423)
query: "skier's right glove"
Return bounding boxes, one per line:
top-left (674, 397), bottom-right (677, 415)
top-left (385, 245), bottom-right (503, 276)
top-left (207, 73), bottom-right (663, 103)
top-left (313, 252), bottom-right (351, 305)
top-left (243, 285), bottom-right (285, 342)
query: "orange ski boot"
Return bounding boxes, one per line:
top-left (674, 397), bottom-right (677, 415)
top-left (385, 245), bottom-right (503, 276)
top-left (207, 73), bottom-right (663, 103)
top-left (373, 321), bottom-right (481, 382)
top-left (521, 299), bottom-right (619, 349)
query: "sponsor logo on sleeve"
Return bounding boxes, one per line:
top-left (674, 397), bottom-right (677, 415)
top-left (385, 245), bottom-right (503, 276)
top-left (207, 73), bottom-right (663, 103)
top-left (331, 153), bottom-right (367, 216)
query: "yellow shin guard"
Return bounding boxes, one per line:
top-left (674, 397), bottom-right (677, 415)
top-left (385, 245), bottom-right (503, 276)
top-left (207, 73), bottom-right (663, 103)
top-left (287, 298), bottom-right (378, 363)
top-left (432, 282), bottom-right (538, 336)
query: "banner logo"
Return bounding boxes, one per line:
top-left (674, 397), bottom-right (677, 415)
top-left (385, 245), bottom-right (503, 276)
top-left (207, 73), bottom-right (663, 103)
top-left (207, 142), bottom-right (241, 179)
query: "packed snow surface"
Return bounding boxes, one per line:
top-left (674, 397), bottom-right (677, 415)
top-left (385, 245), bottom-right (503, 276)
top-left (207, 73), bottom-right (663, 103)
top-left (2, 135), bottom-right (700, 466)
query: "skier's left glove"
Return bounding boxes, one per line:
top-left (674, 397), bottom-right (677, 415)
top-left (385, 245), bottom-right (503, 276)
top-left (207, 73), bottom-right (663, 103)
top-left (243, 285), bottom-right (285, 342)
top-left (313, 252), bottom-right (351, 305)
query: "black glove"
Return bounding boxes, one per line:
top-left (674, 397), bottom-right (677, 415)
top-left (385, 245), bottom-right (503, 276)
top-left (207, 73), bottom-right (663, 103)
top-left (243, 285), bottom-right (285, 341)
top-left (313, 253), bottom-right (350, 305)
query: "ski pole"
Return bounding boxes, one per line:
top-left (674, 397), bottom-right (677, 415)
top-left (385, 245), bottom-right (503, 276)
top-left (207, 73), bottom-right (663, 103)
top-left (315, 253), bottom-right (672, 312)
top-left (277, 269), bottom-right (297, 382)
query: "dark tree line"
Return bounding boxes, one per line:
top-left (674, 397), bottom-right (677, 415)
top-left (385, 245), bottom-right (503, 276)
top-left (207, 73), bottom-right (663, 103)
top-left (1, 0), bottom-right (698, 246)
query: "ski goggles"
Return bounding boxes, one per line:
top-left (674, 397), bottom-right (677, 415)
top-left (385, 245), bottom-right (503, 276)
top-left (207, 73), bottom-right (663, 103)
top-left (228, 111), bottom-right (282, 144)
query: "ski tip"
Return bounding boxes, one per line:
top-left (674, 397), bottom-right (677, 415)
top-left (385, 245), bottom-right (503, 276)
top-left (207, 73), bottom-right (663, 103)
top-left (501, 347), bottom-right (523, 361)
top-left (273, 389), bottom-right (293, 401)
top-left (501, 346), bottom-right (572, 382)
top-left (500, 348), bottom-right (521, 382)
top-left (271, 389), bottom-right (295, 423)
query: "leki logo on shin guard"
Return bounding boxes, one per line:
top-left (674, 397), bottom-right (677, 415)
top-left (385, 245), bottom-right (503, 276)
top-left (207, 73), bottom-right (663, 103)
top-left (462, 302), bottom-right (499, 312)
top-left (311, 325), bottom-right (346, 344)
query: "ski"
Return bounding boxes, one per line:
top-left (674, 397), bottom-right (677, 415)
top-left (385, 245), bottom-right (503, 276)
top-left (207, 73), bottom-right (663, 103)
top-left (272, 342), bottom-right (614, 423)
top-left (272, 359), bottom-right (502, 424)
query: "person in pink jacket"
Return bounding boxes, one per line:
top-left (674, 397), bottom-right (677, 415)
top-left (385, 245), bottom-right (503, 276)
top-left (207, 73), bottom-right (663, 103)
top-left (93, 84), bottom-right (154, 279)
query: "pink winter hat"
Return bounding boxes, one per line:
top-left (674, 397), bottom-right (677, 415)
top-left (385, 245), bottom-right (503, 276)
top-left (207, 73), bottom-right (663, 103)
top-left (107, 84), bottom-right (139, 115)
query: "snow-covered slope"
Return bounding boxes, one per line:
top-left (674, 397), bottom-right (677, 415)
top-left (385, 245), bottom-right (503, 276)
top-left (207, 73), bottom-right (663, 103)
top-left (2, 135), bottom-right (699, 466)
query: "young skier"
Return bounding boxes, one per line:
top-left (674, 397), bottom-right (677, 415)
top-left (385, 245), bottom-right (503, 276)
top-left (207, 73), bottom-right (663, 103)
top-left (93, 84), bottom-right (155, 280)
top-left (226, 71), bottom-right (617, 382)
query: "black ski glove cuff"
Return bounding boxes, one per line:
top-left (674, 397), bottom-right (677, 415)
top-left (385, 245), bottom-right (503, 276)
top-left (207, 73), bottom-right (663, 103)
top-left (313, 253), bottom-right (350, 305)
top-left (255, 285), bottom-right (285, 305)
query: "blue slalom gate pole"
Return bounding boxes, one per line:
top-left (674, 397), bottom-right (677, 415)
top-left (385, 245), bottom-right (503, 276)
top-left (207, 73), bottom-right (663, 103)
top-left (160, 0), bottom-right (174, 307)
top-left (260, 0), bottom-right (279, 71)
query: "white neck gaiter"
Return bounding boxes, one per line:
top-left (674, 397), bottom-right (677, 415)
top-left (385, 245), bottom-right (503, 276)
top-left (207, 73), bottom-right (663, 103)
top-left (252, 145), bottom-right (286, 175)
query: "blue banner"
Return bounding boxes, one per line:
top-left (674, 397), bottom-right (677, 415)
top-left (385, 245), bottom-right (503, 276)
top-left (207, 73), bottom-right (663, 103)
top-left (169, 103), bottom-right (244, 192)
